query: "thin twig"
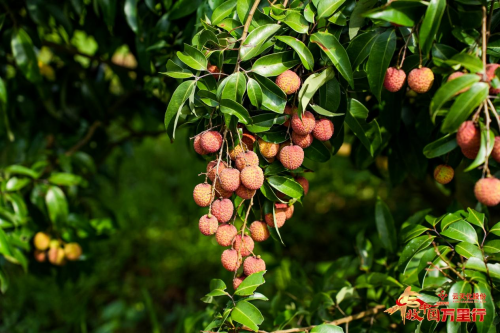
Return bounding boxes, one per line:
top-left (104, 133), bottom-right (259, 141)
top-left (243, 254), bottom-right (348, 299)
top-left (65, 121), bottom-right (102, 156)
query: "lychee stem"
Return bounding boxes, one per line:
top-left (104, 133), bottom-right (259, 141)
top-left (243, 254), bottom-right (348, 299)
top-left (487, 98), bottom-right (500, 130)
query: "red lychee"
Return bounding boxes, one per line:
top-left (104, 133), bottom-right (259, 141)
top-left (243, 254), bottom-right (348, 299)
top-left (457, 121), bottom-right (480, 159)
top-left (193, 135), bottom-right (208, 155)
top-left (219, 168), bottom-right (241, 192)
top-left (216, 223), bottom-right (238, 246)
top-left (211, 198), bottom-right (234, 223)
top-left (233, 234), bottom-right (255, 257)
top-left (249, 221), bottom-right (270, 242)
top-left (284, 205), bottom-right (294, 219)
top-left (34, 250), bottom-right (46, 262)
top-left (280, 145), bottom-right (304, 170)
top-left (474, 177), bottom-right (500, 206)
top-left (200, 131), bottom-right (223, 153)
top-left (265, 209), bottom-right (286, 228)
top-left (258, 139), bottom-right (279, 159)
top-left (233, 275), bottom-right (246, 290)
top-left (485, 64), bottom-right (500, 94)
top-left (276, 70), bottom-right (301, 95)
top-left (243, 256), bottom-right (266, 276)
top-left (214, 181), bottom-right (233, 199)
top-left (492, 137), bottom-right (500, 163)
top-left (313, 119), bottom-right (334, 141)
top-left (235, 151), bottom-right (259, 171)
top-left (207, 160), bottom-right (227, 182)
top-left (221, 249), bottom-right (242, 271)
top-left (240, 165), bottom-right (264, 190)
top-left (242, 132), bottom-right (256, 149)
top-left (383, 67), bottom-right (406, 92)
top-left (295, 176), bottom-right (309, 195)
top-left (235, 184), bottom-right (256, 199)
top-left (408, 67), bottom-right (434, 94)
top-left (433, 165), bottom-right (454, 185)
top-left (229, 143), bottom-right (247, 160)
top-left (292, 132), bottom-right (313, 148)
top-left (291, 111), bottom-right (315, 135)
top-left (283, 105), bottom-right (296, 127)
top-left (193, 183), bottom-right (213, 207)
top-left (199, 214), bottom-right (219, 236)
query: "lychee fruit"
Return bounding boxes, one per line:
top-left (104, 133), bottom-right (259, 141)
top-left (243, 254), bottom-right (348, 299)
top-left (229, 143), bottom-right (247, 160)
top-left (199, 214), bottom-right (219, 236)
top-left (214, 181), bottom-right (233, 199)
top-left (242, 132), bottom-right (256, 149)
top-left (313, 119), bottom-right (334, 141)
top-left (457, 121), bottom-right (480, 159)
top-left (200, 131), bottom-right (223, 153)
top-left (235, 151), bottom-right (259, 171)
top-left (383, 67), bottom-right (406, 92)
top-left (64, 243), bottom-right (82, 261)
top-left (219, 168), bottom-right (241, 192)
top-left (447, 72), bottom-right (469, 94)
top-left (461, 147), bottom-right (479, 160)
top-left (295, 176), bottom-right (309, 195)
top-left (265, 209), bottom-right (286, 228)
top-left (292, 132), bottom-right (313, 148)
top-left (34, 232), bottom-right (51, 250)
top-left (284, 205), bottom-right (294, 219)
top-left (233, 275), bottom-right (246, 289)
top-left (258, 139), bottom-right (279, 159)
top-left (249, 221), bottom-right (270, 242)
top-left (474, 177), bottom-right (500, 206)
top-left (492, 137), bottom-right (500, 163)
top-left (34, 250), bottom-right (46, 262)
top-left (193, 183), bottom-right (213, 207)
top-left (193, 135), bottom-right (208, 155)
top-left (243, 256), bottom-right (266, 276)
top-left (280, 145), bottom-right (304, 170)
top-left (283, 105), bottom-right (296, 127)
top-left (221, 249), bottom-right (242, 271)
top-left (240, 165), bottom-right (264, 190)
top-left (233, 234), bottom-right (255, 257)
top-left (235, 184), bottom-right (256, 199)
top-left (211, 198), bottom-right (234, 223)
top-left (291, 111), bottom-right (315, 135)
top-left (408, 67), bottom-right (434, 93)
top-left (207, 160), bottom-right (227, 182)
top-left (48, 246), bottom-right (66, 266)
top-left (485, 64), bottom-right (500, 94)
top-left (433, 165), bottom-right (454, 185)
top-left (207, 63), bottom-right (223, 80)
top-left (277, 141), bottom-right (291, 161)
top-left (216, 223), bottom-right (238, 246)
top-left (276, 70), bottom-right (301, 95)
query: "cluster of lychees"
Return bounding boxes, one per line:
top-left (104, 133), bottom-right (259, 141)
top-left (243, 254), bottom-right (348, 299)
top-left (33, 232), bottom-right (82, 266)
top-left (383, 66), bottom-right (435, 94)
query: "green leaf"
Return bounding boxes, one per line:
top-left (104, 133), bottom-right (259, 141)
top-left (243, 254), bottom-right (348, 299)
top-left (267, 176), bottom-right (303, 198)
top-left (311, 324), bottom-right (344, 333)
top-left (363, 1), bottom-right (426, 26)
top-left (346, 30), bottom-right (379, 69)
top-left (467, 208), bottom-right (485, 230)
top-left (11, 29), bottom-right (41, 83)
top-left (251, 52), bottom-right (300, 77)
top-left (212, 0), bottom-right (237, 25)
top-left (317, 0), bottom-right (346, 19)
top-left (309, 104), bottom-right (344, 118)
top-left (298, 67), bottom-right (335, 113)
top-left (239, 292), bottom-right (269, 302)
top-left (169, 0), bottom-right (201, 19)
top-left (375, 197), bottom-right (397, 253)
top-left (205, 278), bottom-right (229, 297)
top-left (240, 24), bottom-right (281, 61)
top-left (235, 271), bottom-right (266, 296)
top-left (441, 82), bottom-right (489, 133)
top-left (282, 12), bottom-right (309, 34)
top-left (220, 99), bottom-right (252, 124)
top-left (466, 257), bottom-right (487, 272)
top-left (446, 53), bottom-right (484, 73)
top-left (490, 222), bottom-right (500, 236)
top-left (247, 78), bottom-right (263, 108)
top-left (6, 177), bottom-right (31, 192)
top-left (318, 77), bottom-right (341, 112)
top-left (400, 224), bottom-right (430, 243)
top-left (0, 268), bottom-right (8, 293)
top-left (275, 36), bottom-right (315, 70)
top-left (483, 240), bottom-right (500, 254)
top-left (310, 32), bottom-right (354, 88)
top-left (423, 134), bottom-right (458, 158)
top-left (345, 99), bottom-right (378, 156)
top-left (221, 72), bottom-right (247, 103)
top-left (430, 74), bottom-right (481, 116)
top-left (162, 60), bottom-right (194, 79)
top-left (447, 281), bottom-right (472, 333)
top-left (304, 2), bottom-right (316, 23)
top-left (440, 213), bottom-right (463, 230)
top-left (164, 80), bottom-right (197, 140)
top-left (304, 140), bottom-right (331, 162)
top-left (5, 165), bottom-right (39, 178)
top-left (356, 232), bottom-right (373, 271)
top-left (417, 245), bottom-right (451, 287)
top-left (98, 0), bottom-right (117, 28)
top-left (124, 0), bottom-right (138, 33)
top-left (231, 301), bottom-right (264, 331)
top-left (246, 113), bottom-right (286, 133)
top-left (251, 74), bottom-right (286, 113)
top-left (398, 235), bottom-right (435, 272)
top-left (0, 76), bottom-right (13, 142)
top-left (48, 173), bottom-right (82, 186)
top-left (474, 282), bottom-right (494, 333)
top-left (45, 186), bottom-right (69, 225)
top-left (0, 228), bottom-right (13, 257)
top-left (367, 30), bottom-right (396, 102)
top-left (349, 0), bottom-right (377, 39)
top-left (464, 122), bottom-right (495, 172)
top-left (419, 0), bottom-right (445, 55)
top-left (456, 242), bottom-right (483, 258)
top-left (441, 220), bottom-right (478, 244)
top-left (177, 44), bottom-right (208, 71)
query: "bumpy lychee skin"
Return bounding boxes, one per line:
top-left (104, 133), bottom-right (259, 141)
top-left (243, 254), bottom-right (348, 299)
top-left (243, 256), bottom-right (266, 276)
top-left (292, 132), bottom-right (313, 148)
top-left (216, 223), bottom-right (238, 246)
top-left (285, 205), bottom-right (294, 219)
top-left (219, 168), bottom-right (241, 192)
top-left (280, 145), bottom-right (304, 170)
top-left (235, 151), bottom-right (259, 171)
top-left (277, 141), bottom-right (291, 161)
top-left (193, 135), bottom-right (208, 155)
top-left (408, 67), bottom-right (434, 93)
top-left (233, 275), bottom-right (247, 290)
top-left (229, 143), bottom-right (247, 160)
top-left (313, 119), bottom-right (334, 141)
top-left (207, 63), bottom-right (223, 80)
top-left (258, 139), bottom-right (279, 158)
top-left (48, 246), bottom-right (66, 266)
top-left (233, 235), bottom-right (255, 257)
top-left (200, 131), bottom-right (223, 153)
top-left (474, 177), bottom-right (500, 206)
top-left (241, 165), bottom-right (264, 190)
top-left (291, 111), bottom-right (315, 135)
top-left (283, 105), bottom-right (296, 127)
top-left (486, 64), bottom-right (500, 94)
top-left (433, 165), bottom-right (454, 185)
top-left (199, 214), bottom-right (219, 236)
top-left (64, 243), bottom-right (82, 261)
top-left (221, 249), bottom-right (242, 271)
top-left (34, 232), bottom-right (51, 250)
top-left (214, 181), bottom-right (233, 199)
top-left (461, 147), bottom-right (479, 160)
top-left (457, 121), bottom-right (481, 150)
top-left (295, 176), bottom-right (309, 195)
top-left (193, 183), bottom-right (213, 207)
top-left (235, 184), bottom-right (256, 199)
top-left (265, 209), bottom-right (286, 228)
top-left (34, 250), bottom-right (46, 262)
top-left (249, 221), bottom-right (270, 242)
top-left (492, 137), bottom-right (500, 163)
top-left (207, 160), bottom-right (227, 182)
top-left (276, 70), bottom-right (301, 95)
top-left (242, 133), bottom-right (256, 149)
top-left (211, 198), bottom-right (234, 223)
top-left (383, 67), bottom-right (406, 92)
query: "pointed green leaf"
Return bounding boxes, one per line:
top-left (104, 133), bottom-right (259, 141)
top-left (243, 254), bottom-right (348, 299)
top-left (11, 29), bottom-right (41, 83)
top-left (240, 24), bottom-right (281, 61)
top-left (317, 0), bottom-right (347, 19)
top-left (275, 36), bottom-right (315, 70)
top-left (375, 197), bottom-right (397, 253)
top-left (423, 134), bottom-right (458, 158)
top-left (441, 220), bottom-right (478, 244)
top-left (235, 271), bottom-right (266, 296)
top-left (212, 0), bottom-right (237, 25)
top-left (430, 74), bottom-right (481, 116)
top-left (298, 67), bottom-right (335, 113)
top-left (247, 78), bottom-right (263, 108)
top-left (367, 30), bottom-right (396, 102)
top-left (164, 80), bottom-right (197, 140)
top-left (419, 0), bottom-right (445, 55)
top-left (231, 301), bottom-right (264, 331)
top-left (220, 99), bottom-right (251, 124)
top-left (251, 52), bottom-right (300, 77)
top-left (177, 44), bottom-right (208, 70)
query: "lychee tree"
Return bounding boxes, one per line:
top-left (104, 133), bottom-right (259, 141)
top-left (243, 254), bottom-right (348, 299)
top-left (164, 0), bottom-right (500, 331)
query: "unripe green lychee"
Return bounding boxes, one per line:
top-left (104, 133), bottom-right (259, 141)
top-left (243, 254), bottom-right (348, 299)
top-left (193, 135), bottom-right (208, 155)
top-left (295, 176), bottom-right (309, 195)
top-left (265, 209), bottom-right (286, 228)
top-left (64, 243), bottom-right (82, 261)
top-left (433, 165), bottom-right (454, 185)
top-left (219, 168), bottom-right (241, 192)
top-left (229, 143), bottom-right (247, 160)
top-left (408, 67), bottom-right (434, 93)
top-left (200, 131), bottom-right (223, 153)
top-left (207, 63), bottom-right (223, 80)
top-left (214, 181), bottom-right (233, 199)
top-left (485, 64), bottom-right (500, 94)
top-left (283, 105), bottom-right (296, 127)
top-left (249, 221), bottom-right (270, 242)
top-left (221, 249), bottom-right (242, 271)
top-left (34, 232), bottom-right (51, 250)
top-left (216, 223), bottom-right (238, 246)
top-left (474, 177), bottom-right (500, 206)
top-left (258, 139), bottom-right (279, 158)
top-left (383, 67), bottom-right (406, 92)
top-left (34, 250), bottom-right (46, 262)
top-left (193, 183), bottom-right (213, 207)
top-left (48, 246), bottom-right (66, 266)
top-left (233, 275), bottom-right (246, 289)
top-left (207, 160), bottom-right (227, 182)
top-left (211, 198), bottom-right (234, 223)
top-left (235, 151), bottom-right (259, 171)
top-left (291, 111), bottom-right (315, 135)
top-left (199, 214), bottom-right (219, 236)
top-left (492, 137), bottom-right (500, 163)
top-left (242, 132), bottom-right (256, 149)
top-left (313, 119), bottom-right (334, 141)
top-left (233, 234), bottom-right (254, 257)
top-left (280, 145), bottom-right (304, 170)
top-left (447, 72), bottom-right (469, 94)
top-left (235, 184), bottom-right (256, 199)
top-left (240, 165), bottom-right (264, 190)
top-left (243, 256), bottom-right (266, 276)
top-left (276, 70), bottom-right (301, 95)
top-left (292, 132), bottom-right (313, 148)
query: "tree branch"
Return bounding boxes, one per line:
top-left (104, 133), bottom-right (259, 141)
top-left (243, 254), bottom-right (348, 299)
top-left (65, 121), bottom-right (102, 156)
